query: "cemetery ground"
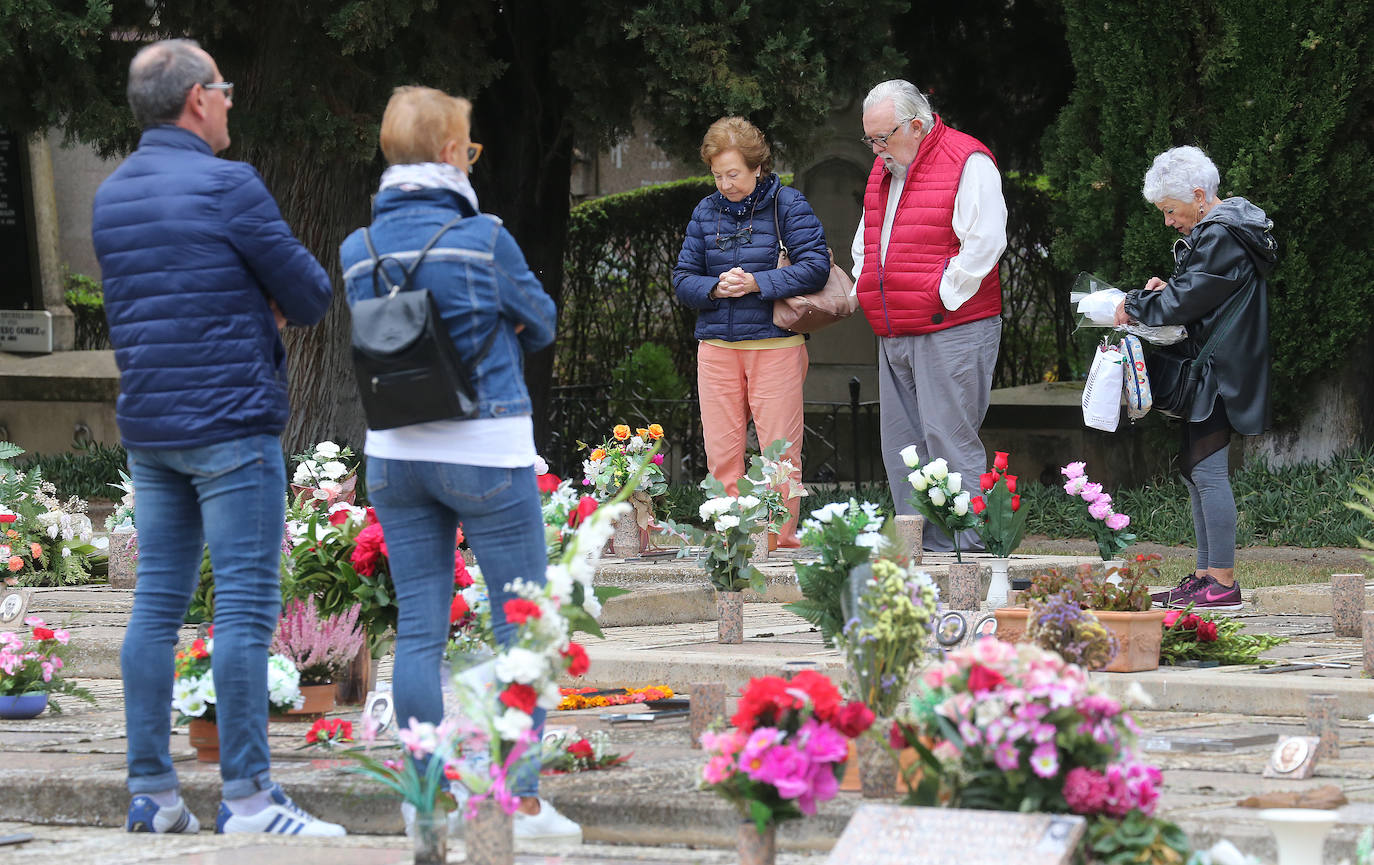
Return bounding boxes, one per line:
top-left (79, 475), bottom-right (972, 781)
top-left (1, 544), bottom-right (1371, 864)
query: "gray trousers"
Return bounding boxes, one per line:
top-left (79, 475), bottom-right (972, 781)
top-left (877, 316), bottom-right (1001, 551)
top-left (1184, 446), bottom-right (1236, 569)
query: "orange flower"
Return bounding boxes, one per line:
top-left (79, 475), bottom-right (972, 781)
top-left (647, 423), bottom-right (664, 439)
top-left (613, 424), bottom-right (631, 441)
top-left (636, 428), bottom-right (650, 439)
top-left (590, 448), bottom-right (606, 462)
top-left (6, 556), bottom-right (21, 571)
top-left (6, 529), bottom-right (17, 539)
top-left (29, 543), bottom-right (42, 559)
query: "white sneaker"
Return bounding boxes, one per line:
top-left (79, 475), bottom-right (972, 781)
top-left (215, 786), bottom-right (346, 836)
top-left (513, 797), bottom-right (582, 844)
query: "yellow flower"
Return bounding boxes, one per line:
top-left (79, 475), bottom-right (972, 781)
top-left (647, 423), bottom-right (664, 439)
top-left (613, 425), bottom-right (631, 441)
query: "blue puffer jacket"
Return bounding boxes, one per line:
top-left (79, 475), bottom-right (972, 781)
top-left (339, 187), bottom-right (556, 419)
top-left (673, 176), bottom-right (830, 341)
top-left (92, 127), bottom-right (332, 449)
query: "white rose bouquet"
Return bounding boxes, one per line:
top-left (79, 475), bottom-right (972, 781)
top-left (901, 446), bottom-right (980, 562)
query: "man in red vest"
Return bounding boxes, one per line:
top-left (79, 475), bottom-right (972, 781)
top-left (849, 80), bottom-right (1007, 551)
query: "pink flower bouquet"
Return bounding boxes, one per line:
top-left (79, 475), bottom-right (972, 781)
top-left (891, 638), bottom-right (1160, 815)
top-left (1060, 462), bottom-right (1136, 560)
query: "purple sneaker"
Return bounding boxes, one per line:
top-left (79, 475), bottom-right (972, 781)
top-left (1150, 573), bottom-right (1202, 608)
top-left (1168, 574), bottom-right (1242, 610)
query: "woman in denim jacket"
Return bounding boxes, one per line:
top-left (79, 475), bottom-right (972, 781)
top-left (339, 86), bottom-right (578, 843)
top-left (672, 117), bottom-right (830, 545)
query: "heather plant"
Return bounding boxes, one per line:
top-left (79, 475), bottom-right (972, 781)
top-left (1026, 589), bottom-right (1118, 670)
top-left (271, 599), bottom-right (367, 684)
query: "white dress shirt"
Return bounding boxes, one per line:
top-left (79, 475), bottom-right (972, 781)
top-left (849, 152), bottom-right (1008, 312)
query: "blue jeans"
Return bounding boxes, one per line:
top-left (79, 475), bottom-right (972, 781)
top-left (122, 434), bottom-right (285, 800)
top-left (366, 457), bottom-right (547, 797)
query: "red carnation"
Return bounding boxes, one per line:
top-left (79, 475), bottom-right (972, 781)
top-left (537, 473), bottom-right (563, 494)
top-left (970, 495), bottom-right (987, 515)
top-left (206, 624), bottom-right (214, 638)
top-left (568, 738), bottom-right (595, 760)
top-left (979, 472), bottom-right (999, 492)
top-left (0, 514), bottom-right (15, 524)
top-left (1196, 621), bottom-right (1219, 642)
top-left (889, 720), bottom-right (911, 750)
top-left (732, 676), bottom-right (793, 732)
top-left (1005, 474), bottom-right (1018, 494)
top-left (789, 670), bottom-right (842, 722)
top-left (499, 683), bottom-right (538, 715)
top-left (967, 663), bottom-right (1006, 694)
top-left (503, 598), bottom-right (543, 625)
top-left (327, 509), bottom-right (350, 526)
top-left (450, 593), bottom-right (470, 624)
top-left (832, 701), bottom-right (876, 738)
top-left (365, 507), bottom-right (379, 526)
top-left (32, 626), bottom-right (55, 641)
top-left (562, 642), bottom-right (590, 677)
top-left (567, 496), bottom-right (599, 528)
top-left (1011, 494), bottom-right (1021, 512)
top-left (454, 554), bottom-right (473, 588)
top-left (993, 451), bottom-right (1009, 472)
top-left (189, 638), bottom-right (209, 660)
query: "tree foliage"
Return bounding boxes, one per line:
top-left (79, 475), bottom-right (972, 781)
top-left (1044, 0), bottom-right (1374, 421)
top-left (0, 1), bottom-right (903, 449)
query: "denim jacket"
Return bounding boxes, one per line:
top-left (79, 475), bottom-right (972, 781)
top-left (340, 187), bottom-right (556, 419)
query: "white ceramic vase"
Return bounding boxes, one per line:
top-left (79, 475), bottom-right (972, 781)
top-left (1257, 808), bottom-right (1337, 865)
top-left (1103, 558), bottom-right (1125, 587)
top-left (986, 558), bottom-right (1011, 608)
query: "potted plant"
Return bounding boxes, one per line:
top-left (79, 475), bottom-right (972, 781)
top-left (971, 450), bottom-right (1028, 606)
top-left (995, 557), bottom-right (1167, 672)
top-left (1025, 589), bottom-right (1120, 671)
top-left (891, 638), bottom-right (1165, 821)
top-left (290, 440), bottom-right (358, 507)
top-left (581, 423), bottom-right (668, 556)
top-left (835, 557), bottom-right (939, 797)
top-left (0, 617), bottom-right (94, 717)
top-left (271, 598), bottom-right (366, 717)
top-left (700, 671), bottom-right (874, 865)
top-left (0, 442), bottom-right (103, 588)
top-left (171, 625), bottom-right (304, 761)
top-left (781, 498), bottom-right (887, 647)
top-left (1060, 462), bottom-right (1136, 576)
top-left (103, 470), bottom-right (138, 588)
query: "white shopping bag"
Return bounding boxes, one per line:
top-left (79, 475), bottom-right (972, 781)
top-left (1082, 343), bottom-right (1124, 432)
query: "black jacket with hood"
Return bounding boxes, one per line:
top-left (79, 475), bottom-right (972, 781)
top-left (1125, 197), bottom-right (1277, 435)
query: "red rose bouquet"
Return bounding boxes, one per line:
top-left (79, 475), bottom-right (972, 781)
top-left (972, 450), bottom-right (1028, 557)
top-left (1159, 604), bottom-right (1285, 666)
top-left (701, 671), bottom-right (874, 834)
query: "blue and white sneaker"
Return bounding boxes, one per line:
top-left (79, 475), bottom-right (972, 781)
top-left (215, 786), bottom-right (346, 837)
top-left (126, 794), bottom-right (200, 833)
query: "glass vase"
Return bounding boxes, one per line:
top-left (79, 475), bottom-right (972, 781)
top-left (411, 808), bottom-right (447, 865)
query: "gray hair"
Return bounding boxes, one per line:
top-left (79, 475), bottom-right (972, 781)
top-left (1142, 146), bottom-right (1220, 203)
top-left (862, 80), bottom-right (934, 132)
top-left (127, 39), bottom-right (214, 128)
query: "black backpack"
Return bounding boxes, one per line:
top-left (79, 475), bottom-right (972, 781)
top-left (351, 214), bottom-right (496, 430)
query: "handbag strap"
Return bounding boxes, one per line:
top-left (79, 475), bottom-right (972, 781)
top-left (771, 182), bottom-right (789, 261)
top-left (360, 213), bottom-right (499, 370)
top-left (1191, 279), bottom-right (1253, 370)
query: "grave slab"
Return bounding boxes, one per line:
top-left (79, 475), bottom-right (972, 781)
top-left (826, 805), bottom-right (1083, 865)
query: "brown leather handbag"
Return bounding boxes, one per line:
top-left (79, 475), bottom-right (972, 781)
top-left (771, 189), bottom-right (858, 334)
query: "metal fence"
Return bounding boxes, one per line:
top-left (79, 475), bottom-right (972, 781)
top-left (546, 377), bottom-right (884, 489)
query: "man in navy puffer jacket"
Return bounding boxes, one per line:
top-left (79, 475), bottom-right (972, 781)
top-left (92, 39), bottom-right (339, 838)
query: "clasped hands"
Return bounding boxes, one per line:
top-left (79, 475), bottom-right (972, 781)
top-left (713, 267), bottom-right (760, 299)
top-left (1112, 276), bottom-right (1167, 327)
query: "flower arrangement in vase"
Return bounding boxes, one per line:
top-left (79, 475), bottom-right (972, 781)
top-left (838, 558), bottom-right (940, 718)
top-left (172, 625), bottom-right (305, 725)
top-left (540, 728), bottom-right (626, 774)
top-left (1060, 462), bottom-right (1136, 562)
top-left (290, 440), bottom-right (358, 507)
top-left (701, 671), bottom-right (874, 861)
top-left (891, 638), bottom-right (1163, 818)
top-left (901, 446), bottom-right (979, 562)
top-left (0, 617), bottom-right (94, 715)
top-left (782, 499), bottom-right (887, 646)
top-left (972, 450), bottom-right (1027, 557)
top-left (582, 424), bottom-right (667, 548)
top-left (0, 442), bottom-right (103, 587)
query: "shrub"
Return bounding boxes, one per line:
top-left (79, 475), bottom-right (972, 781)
top-left (63, 270), bottom-right (109, 351)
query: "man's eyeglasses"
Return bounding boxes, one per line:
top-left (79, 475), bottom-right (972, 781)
top-left (202, 81), bottom-right (234, 101)
top-left (715, 225), bottom-right (753, 250)
top-left (860, 118), bottom-right (913, 149)
top-left (466, 142), bottom-right (483, 166)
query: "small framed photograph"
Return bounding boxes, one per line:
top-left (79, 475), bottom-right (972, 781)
top-left (0, 588), bottom-right (32, 631)
top-left (935, 611), bottom-right (968, 647)
top-left (363, 690), bottom-right (394, 733)
top-left (973, 614), bottom-right (999, 640)
top-left (1263, 735), bottom-right (1319, 779)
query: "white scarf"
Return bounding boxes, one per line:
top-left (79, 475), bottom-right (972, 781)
top-left (378, 162), bottom-right (479, 213)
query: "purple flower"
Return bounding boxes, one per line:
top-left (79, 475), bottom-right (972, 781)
top-left (1063, 766), bottom-right (1109, 814)
top-left (747, 743), bottom-right (811, 799)
top-left (1029, 742), bottom-right (1059, 778)
top-left (1105, 512), bottom-right (1130, 531)
top-left (993, 741), bottom-right (1020, 771)
top-left (651, 454), bottom-right (665, 466)
top-left (797, 760), bottom-right (840, 815)
top-left (798, 718), bottom-right (848, 764)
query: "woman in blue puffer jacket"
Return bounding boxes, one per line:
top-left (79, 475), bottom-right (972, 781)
top-left (672, 116), bottom-right (830, 546)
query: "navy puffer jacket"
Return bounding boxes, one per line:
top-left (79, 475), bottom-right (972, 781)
top-left (673, 176), bottom-right (830, 341)
top-left (92, 127), bottom-right (332, 449)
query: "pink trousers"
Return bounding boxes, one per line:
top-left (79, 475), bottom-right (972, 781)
top-left (697, 341), bottom-right (807, 544)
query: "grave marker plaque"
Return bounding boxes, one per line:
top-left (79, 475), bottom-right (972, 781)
top-left (0, 130), bottom-right (39, 311)
top-left (826, 804), bottom-right (1085, 865)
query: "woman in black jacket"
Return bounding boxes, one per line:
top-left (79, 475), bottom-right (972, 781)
top-left (1114, 145), bottom-right (1276, 611)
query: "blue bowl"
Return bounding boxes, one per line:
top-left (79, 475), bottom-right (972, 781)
top-left (0, 693), bottom-right (49, 719)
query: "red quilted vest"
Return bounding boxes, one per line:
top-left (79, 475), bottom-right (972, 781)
top-left (855, 115), bottom-right (1002, 336)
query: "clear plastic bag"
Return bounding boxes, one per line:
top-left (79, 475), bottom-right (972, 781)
top-left (1071, 272), bottom-right (1188, 345)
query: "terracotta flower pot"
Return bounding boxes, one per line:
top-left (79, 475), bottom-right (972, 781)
top-left (993, 606), bottom-right (1165, 672)
top-left (188, 717), bottom-right (220, 763)
top-left (290, 473), bottom-right (357, 506)
top-left (839, 736), bottom-right (921, 794)
top-left (281, 682), bottom-right (335, 720)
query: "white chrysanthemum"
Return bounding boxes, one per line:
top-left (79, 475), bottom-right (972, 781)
top-left (321, 460), bottom-right (348, 480)
top-left (698, 497), bottom-right (734, 521)
top-left (313, 441), bottom-right (341, 460)
top-left (714, 514), bottom-right (740, 532)
top-left (494, 707), bottom-right (534, 741)
top-left (292, 464), bottom-right (313, 485)
top-left (811, 501), bottom-right (848, 522)
top-left (495, 648), bottom-right (547, 685)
